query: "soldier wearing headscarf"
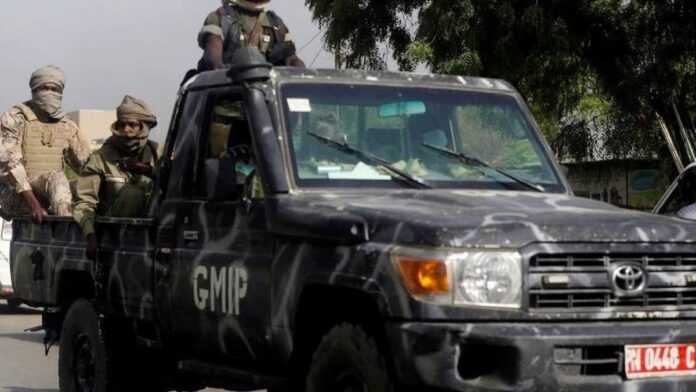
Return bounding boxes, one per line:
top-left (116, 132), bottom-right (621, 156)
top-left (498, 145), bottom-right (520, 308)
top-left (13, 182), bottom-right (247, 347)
top-left (0, 65), bottom-right (91, 222)
top-left (73, 95), bottom-right (160, 260)
top-left (197, 0), bottom-right (305, 71)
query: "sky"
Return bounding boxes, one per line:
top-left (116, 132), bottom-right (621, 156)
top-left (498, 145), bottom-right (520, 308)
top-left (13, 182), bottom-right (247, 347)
top-left (0, 0), bottom-right (334, 141)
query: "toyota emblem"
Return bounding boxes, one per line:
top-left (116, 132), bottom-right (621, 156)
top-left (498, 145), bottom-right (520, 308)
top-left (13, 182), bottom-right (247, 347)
top-left (610, 263), bottom-right (646, 297)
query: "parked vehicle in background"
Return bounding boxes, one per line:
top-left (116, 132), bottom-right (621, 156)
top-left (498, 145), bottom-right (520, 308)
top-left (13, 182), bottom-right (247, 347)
top-left (0, 219), bottom-right (18, 310)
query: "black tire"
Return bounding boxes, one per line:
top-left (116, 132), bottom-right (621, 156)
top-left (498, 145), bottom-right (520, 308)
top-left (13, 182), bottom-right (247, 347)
top-left (306, 323), bottom-right (393, 392)
top-left (59, 299), bottom-right (128, 392)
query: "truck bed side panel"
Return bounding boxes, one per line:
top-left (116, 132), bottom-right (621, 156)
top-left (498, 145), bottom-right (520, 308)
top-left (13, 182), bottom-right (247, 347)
top-left (11, 217), bottom-right (89, 305)
top-left (11, 217), bottom-right (156, 320)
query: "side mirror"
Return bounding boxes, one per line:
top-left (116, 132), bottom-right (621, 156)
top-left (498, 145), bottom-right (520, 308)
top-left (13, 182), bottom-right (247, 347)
top-left (204, 157), bottom-right (240, 201)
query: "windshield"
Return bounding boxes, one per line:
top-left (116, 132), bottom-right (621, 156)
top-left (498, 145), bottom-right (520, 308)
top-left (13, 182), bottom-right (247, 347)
top-left (282, 83), bottom-right (564, 192)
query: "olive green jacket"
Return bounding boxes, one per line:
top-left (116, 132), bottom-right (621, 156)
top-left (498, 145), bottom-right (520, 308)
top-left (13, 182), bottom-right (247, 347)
top-left (73, 137), bottom-right (159, 237)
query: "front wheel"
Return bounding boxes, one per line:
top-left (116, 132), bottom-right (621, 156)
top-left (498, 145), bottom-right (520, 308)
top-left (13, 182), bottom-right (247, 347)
top-left (306, 323), bottom-right (393, 392)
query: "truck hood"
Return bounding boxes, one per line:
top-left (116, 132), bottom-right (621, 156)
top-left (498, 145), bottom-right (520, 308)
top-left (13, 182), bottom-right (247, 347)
top-left (271, 190), bottom-right (696, 248)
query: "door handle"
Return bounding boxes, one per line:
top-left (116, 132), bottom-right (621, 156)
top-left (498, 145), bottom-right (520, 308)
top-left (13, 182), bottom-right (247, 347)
top-left (157, 248), bottom-right (172, 257)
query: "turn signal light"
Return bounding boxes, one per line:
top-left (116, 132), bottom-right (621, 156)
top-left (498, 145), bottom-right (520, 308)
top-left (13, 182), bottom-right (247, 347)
top-left (395, 256), bottom-right (450, 295)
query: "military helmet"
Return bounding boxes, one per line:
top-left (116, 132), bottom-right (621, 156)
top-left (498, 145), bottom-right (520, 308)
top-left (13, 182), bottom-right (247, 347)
top-left (227, 0), bottom-right (269, 11)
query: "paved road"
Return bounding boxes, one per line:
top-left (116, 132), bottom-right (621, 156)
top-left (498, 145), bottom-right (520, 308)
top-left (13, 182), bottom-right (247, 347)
top-left (0, 301), bottom-right (262, 392)
top-left (0, 303), bottom-right (56, 392)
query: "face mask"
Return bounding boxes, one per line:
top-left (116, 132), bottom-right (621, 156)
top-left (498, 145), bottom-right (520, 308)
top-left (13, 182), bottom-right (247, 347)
top-left (32, 90), bottom-right (64, 120)
top-left (113, 135), bottom-right (147, 156)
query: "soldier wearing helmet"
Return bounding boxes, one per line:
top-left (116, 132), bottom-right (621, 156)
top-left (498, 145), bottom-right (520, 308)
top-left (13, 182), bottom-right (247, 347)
top-left (73, 95), bottom-right (160, 260)
top-left (198, 0), bottom-right (305, 71)
top-left (0, 65), bottom-right (91, 223)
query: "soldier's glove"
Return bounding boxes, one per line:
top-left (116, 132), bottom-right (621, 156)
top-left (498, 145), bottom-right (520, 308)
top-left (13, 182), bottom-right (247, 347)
top-left (286, 55), bottom-right (306, 68)
top-left (119, 158), bottom-right (154, 177)
top-left (20, 190), bottom-right (47, 224)
top-left (202, 35), bottom-right (224, 71)
top-left (269, 42), bottom-right (299, 66)
top-left (86, 233), bottom-right (98, 261)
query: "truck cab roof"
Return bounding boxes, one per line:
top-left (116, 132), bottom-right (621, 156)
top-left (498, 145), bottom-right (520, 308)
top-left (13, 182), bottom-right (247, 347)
top-left (183, 67), bottom-right (517, 94)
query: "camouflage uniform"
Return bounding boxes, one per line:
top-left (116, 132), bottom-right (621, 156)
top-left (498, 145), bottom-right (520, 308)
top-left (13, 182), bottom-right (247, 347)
top-left (0, 102), bottom-right (90, 217)
top-left (72, 139), bottom-right (159, 237)
top-left (198, 0), bottom-right (303, 70)
top-left (73, 95), bottom-right (159, 238)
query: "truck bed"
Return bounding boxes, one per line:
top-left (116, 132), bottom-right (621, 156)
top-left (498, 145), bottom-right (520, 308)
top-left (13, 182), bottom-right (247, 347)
top-left (11, 216), bottom-right (155, 316)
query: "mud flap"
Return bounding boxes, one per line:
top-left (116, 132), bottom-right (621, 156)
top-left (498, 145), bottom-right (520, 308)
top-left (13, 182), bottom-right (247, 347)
top-left (41, 307), bottom-right (63, 355)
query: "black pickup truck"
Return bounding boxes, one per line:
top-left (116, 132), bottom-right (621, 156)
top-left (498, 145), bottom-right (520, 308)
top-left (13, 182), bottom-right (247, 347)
top-left (11, 50), bottom-right (696, 392)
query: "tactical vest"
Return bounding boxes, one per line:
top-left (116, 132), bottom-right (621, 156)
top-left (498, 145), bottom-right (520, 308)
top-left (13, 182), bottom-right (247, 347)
top-left (219, 5), bottom-right (286, 65)
top-left (16, 103), bottom-right (72, 178)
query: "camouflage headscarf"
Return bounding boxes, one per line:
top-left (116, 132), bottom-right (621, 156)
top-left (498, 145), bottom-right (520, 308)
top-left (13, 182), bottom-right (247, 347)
top-left (110, 95), bottom-right (157, 156)
top-left (29, 65), bottom-right (65, 91)
top-left (29, 65), bottom-right (66, 120)
top-left (111, 95), bottom-right (158, 136)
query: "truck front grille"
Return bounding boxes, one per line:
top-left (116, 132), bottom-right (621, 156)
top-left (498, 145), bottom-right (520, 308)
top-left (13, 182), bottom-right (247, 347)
top-left (555, 346), bottom-right (623, 376)
top-left (529, 254), bottom-right (696, 311)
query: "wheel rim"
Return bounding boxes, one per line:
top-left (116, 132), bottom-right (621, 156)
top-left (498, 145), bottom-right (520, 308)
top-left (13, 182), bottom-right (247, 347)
top-left (334, 371), bottom-right (368, 392)
top-left (73, 333), bottom-right (96, 392)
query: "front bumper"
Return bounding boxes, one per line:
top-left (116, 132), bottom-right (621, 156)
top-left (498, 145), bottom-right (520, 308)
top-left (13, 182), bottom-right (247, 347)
top-left (386, 320), bottom-right (696, 392)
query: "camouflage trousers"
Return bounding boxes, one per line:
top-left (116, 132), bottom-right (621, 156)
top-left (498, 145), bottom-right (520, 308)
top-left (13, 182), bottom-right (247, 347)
top-left (0, 171), bottom-right (73, 219)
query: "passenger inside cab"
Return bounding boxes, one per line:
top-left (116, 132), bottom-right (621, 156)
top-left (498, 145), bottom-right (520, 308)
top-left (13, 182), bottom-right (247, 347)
top-left (206, 99), bottom-right (263, 199)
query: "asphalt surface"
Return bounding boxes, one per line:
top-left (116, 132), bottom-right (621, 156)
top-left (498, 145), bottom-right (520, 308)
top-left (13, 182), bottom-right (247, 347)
top-left (0, 301), bottom-right (262, 392)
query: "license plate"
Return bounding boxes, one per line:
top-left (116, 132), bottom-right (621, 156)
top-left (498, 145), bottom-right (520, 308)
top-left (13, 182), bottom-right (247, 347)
top-left (625, 344), bottom-right (696, 379)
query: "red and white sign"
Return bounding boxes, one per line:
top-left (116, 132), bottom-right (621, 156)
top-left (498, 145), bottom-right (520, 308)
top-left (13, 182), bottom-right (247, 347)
top-left (625, 344), bottom-right (696, 379)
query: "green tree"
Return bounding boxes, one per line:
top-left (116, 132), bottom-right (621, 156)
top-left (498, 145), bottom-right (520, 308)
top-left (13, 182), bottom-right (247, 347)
top-left (306, 0), bottom-right (696, 161)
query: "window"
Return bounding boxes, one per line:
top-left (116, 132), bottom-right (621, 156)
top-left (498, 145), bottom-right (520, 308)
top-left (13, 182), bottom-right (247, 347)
top-left (195, 93), bottom-right (257, 201)
top-left (282, 83), bottom-right (563, 192)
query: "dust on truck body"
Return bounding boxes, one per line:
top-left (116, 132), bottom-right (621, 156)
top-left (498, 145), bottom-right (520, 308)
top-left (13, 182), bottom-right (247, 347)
top-left (11, 55), bottom-right (696, 391)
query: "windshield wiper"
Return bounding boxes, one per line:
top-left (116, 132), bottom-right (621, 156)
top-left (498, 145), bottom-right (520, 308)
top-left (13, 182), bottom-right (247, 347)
top-left (422, 143), bottom-right (545, 192)
top-left (308, 132), bottom-right (432, 189)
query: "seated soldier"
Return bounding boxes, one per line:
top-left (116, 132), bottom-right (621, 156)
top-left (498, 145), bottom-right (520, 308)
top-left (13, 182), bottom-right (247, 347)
top-left (0, 65), bottom-right (91, 222)
top-left (208, 100), bottom-right (265, 199)
top-left (73, 96), bottom-right (160, 259)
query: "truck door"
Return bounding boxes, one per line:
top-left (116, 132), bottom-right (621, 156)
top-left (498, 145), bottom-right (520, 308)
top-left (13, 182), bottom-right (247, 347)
top-left (155, 88), bottom-right (274, 365)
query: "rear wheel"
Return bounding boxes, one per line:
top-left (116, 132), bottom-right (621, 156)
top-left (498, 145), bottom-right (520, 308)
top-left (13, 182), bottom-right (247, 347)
top-left (59, 299), bottom-right (139, 392)
top-left (306, 323), bottom-right (393, 392)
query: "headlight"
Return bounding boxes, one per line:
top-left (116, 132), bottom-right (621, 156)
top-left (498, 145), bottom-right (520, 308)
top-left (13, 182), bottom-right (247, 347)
top-left (455, 251), bottom-right (522, 308)
top-left (392, 248), bottom-right (522, 308)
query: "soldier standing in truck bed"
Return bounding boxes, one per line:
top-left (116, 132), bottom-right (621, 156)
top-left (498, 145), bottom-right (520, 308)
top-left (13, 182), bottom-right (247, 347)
top-left (197, 0), bottom-right (305, 71)
top-left (0, 65), bottom-right (91, 223)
